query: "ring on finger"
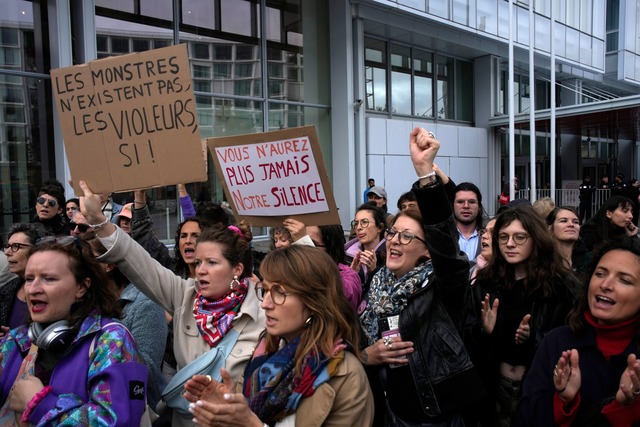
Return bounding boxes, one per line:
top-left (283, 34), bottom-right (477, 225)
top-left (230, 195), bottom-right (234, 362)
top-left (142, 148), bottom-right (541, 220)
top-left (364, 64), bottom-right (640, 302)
top-left (633, 388), bottom-right (640, 396)
top-left (383, 336), bottom-right (393, 349)
top-left (428, 131), bottom-right (436, 138)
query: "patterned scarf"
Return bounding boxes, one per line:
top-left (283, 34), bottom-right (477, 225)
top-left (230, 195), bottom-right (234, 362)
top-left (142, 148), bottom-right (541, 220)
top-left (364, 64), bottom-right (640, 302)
top-left (243, 336), bottom-right (347, 424)
top-left (193, 278), bottom-right (248, 347)
top-left (360, 262), bottom-right (433, 346)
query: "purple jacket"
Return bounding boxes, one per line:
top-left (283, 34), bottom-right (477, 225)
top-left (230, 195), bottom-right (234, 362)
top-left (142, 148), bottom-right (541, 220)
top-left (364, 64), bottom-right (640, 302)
top-left (0, 311), bottom-right (148, 426)
top-left (338, 263), bottom-right (362, 312)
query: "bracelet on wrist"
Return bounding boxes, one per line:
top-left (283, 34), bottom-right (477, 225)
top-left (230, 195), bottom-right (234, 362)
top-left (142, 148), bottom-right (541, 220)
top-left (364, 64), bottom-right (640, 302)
top-left (417, 171), bottom-right (436, 180)
top-left (89, 218), bottom-right (110, 230)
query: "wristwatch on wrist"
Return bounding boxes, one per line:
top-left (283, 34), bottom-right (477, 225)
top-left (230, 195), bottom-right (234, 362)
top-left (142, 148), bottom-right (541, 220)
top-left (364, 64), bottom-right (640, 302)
top-left (419, 173), bottom-right (438, 188)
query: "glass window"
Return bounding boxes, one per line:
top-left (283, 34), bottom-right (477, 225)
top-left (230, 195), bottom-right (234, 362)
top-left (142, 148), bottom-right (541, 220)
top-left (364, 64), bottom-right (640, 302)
top-left (1, 28), bottom-right (19, 46)
top-left (192, 42), bottom-right (210, 59)
top-left (194, 80), bottom-right (212, 92)
top-left (455, 60), bottom-right (473, 121)
top-left (436, 56), bottom-right (454, 119)
top-left (183, 0), bottom-right (216, 29)
top-left (236, 63), bottom-right (254, 78)
top-left (221, 0), bottom-right (255, 37)
top-left (534, 14), bottom-right (550, 52)
top-left (193, 64), bottom-right (211, 79)
top-left (365, 37), bottom-right (387, 112)
top-left (111, 36), bottom-right (130, 54)
top-left (132, 38), bottom-right (150, 52)
top-left (390, 44), bottom-right (411, 115)
top-left (413, 50), bottom-right (433, 117)
top-left (97, 35), bottom-right (108, 52)
top-left (140, 0), bottom-right (173, 21)
top-left (477, 0), bottom-right (497, 34)
top-left (580, 0), bottom-right (593, 33)
top-left (236, 45), bottom-right (255, 60)
top-left (565, 27), bottom-right (580, 62)
top-left (428, 0), bottom-right (449, 18)
top-left (214, 63), bottom-right (232, 79)
top-left (213, 45), bottom-right (233, 60)
top-left (452, 0), bottom-right (470, 26)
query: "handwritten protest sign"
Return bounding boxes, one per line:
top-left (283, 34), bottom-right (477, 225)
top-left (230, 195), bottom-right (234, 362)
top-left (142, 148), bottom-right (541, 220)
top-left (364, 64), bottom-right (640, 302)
top-left (207, 126), bottom-right (340, 226)
top-left (51, 44), bottom-right (206, 194)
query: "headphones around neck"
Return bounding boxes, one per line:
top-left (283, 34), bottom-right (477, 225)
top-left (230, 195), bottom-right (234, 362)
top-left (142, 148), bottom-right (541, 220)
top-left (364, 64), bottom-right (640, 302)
top-left (28, 320), bottom-right (74, 351)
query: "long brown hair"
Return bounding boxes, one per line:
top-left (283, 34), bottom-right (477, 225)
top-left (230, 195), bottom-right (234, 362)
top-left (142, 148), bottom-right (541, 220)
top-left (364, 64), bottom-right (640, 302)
top-left (259, 245), bottom-right (359, 374)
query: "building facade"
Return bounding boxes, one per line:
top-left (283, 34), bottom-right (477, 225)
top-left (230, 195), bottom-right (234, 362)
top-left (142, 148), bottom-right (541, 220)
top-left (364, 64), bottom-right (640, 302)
top-left (1, 0), bottom-right (639, 238)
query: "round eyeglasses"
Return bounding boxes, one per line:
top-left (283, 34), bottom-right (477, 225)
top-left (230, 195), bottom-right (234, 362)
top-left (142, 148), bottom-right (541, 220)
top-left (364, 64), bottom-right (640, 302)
top-left (384, 228), bottom-right (427, 245)
top-left (255, 282), bottom-right (290, 305)
top-left (351, 218), bottom-right (371, 229)
top-left (497, 233), bottom-right (529, 246)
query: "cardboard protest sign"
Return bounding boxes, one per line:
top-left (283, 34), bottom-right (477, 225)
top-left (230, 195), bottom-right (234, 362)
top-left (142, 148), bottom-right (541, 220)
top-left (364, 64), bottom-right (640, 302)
top-left (207, 126), bottom-right (340, 226)
top-left (51, 44), bottom-right (206, 194)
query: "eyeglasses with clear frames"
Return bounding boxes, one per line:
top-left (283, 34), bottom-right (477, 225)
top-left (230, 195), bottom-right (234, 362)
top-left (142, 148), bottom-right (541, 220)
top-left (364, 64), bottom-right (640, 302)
top-left (3, 243), bottom-right (32, 253)
top-left (255, 282), bottom-right (290, 305)
top-left (497, 233), bottom-right (529, 246)
top-left (384, 228), bottom-right (427, 245)
top-left (351, 218), bottom-right (371, 229)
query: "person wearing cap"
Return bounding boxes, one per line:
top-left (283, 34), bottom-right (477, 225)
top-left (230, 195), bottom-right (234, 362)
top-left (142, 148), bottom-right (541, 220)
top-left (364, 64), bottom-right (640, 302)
top-left (611, 173), bottom-right (628, 197)
top-left (367, 185), bottom-right (395, 227)
top-left (115, 202), bottom-right (133, 235)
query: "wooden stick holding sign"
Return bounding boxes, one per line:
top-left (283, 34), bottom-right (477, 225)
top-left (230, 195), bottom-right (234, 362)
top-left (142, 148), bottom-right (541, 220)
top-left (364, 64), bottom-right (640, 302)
top-left (207, 126), bottom-right (340, 227)
top-left (51, 44), bottom-right (207, 195)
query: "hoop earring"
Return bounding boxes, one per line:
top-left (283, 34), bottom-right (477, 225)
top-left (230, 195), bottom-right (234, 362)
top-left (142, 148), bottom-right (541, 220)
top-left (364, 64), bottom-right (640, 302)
top-left (230, 275), bottom-right (240, 291)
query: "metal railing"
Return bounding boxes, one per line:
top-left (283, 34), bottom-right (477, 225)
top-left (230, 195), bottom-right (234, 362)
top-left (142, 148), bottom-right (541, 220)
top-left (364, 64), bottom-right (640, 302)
top-left (512, 189), bottom-right (612, 215)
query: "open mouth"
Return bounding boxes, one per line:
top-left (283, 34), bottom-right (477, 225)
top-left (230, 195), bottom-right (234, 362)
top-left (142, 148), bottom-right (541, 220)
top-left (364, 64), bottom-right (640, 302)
top-left (595, 295), bottom-right (615, 305)
top-left (30, 299), bottom-right (47, 313)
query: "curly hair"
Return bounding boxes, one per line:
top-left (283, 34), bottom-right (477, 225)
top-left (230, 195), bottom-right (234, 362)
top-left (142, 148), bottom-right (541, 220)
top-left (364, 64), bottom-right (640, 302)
top-left (568, 238), bottom-right (640, 334)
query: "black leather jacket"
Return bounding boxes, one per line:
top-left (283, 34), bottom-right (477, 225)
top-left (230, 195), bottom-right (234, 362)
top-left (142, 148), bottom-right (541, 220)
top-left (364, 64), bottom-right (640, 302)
top-left (398, 179), bottom-right (485, 419)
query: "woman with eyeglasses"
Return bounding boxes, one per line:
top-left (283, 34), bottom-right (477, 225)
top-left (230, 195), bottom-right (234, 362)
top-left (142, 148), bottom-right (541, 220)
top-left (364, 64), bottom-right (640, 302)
top-left (466, 205), bottom-right (578, 427)
top-left (0, 223), bottom-right (50, 341)
top-left (76, 181), bottom-right (264, 427)
top-left (345, 203), bottom-right (387, 304)
top-left (0, 236), bottom-right (149, 426)
top-left (32, 180), bottom-right (70, 236)
top-left (183, 244), bottom-right (375, 426)
top-left (358, 127), bottom-right (484, 426)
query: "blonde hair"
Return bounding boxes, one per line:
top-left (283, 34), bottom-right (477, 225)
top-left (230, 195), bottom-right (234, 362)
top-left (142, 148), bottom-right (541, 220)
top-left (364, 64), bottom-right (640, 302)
top-left (532, 197), bottom-right (555, 221)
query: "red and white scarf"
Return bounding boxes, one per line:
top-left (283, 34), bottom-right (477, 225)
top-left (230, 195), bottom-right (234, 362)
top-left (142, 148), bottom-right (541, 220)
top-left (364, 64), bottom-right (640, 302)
top-left (193, 279), bottom-right (248, 347)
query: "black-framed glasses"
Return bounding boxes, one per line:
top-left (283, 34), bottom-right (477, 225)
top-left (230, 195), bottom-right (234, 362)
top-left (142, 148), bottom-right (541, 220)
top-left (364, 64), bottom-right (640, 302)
top-left (384, 228), bottom-right (427, 245)
top-left (497, 233), bottom-right (529, 246)
top-left (255, 282), bottom-right (290, 305)
top-left (3, 243), bottom-right (32, 253)
top-left (351, 218), bottom-right (371, 229)
top-left (70, 222), bottom-right (91, 233)
top-left (36, 197), bottom-right (58, 208)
